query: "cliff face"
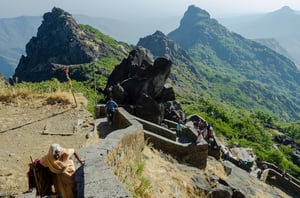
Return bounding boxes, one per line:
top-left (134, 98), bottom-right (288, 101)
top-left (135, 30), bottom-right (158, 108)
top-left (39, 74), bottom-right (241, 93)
top-left (13, 7), bottom-right (111, 82)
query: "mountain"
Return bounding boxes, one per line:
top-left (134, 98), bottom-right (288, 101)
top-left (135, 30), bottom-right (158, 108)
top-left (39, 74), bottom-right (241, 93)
top-left (218, 6), bottom-right (300, 68)
top-left (137, 30), bottom-right (204, 97)
top-left (0, 14), bottom-right (180, 78)
top-left (0, 16), bottom-right (42, 77)
top-left (11, 5), bottom-right (300, 122)
top-left (6, 5), bottom-right (300, 189)
top-left (13, 7), bottom-right (132, 83)
top-left (139, 5), bottom-right (300, 121)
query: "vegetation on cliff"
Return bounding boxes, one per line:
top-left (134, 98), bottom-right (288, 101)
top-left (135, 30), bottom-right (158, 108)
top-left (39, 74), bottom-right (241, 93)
top-left (181, 96), bottom-right (300, 179)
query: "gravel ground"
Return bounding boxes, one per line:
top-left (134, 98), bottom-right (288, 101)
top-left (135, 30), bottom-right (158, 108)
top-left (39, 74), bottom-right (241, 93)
top-left (0, 99), bottom-right (97, 196)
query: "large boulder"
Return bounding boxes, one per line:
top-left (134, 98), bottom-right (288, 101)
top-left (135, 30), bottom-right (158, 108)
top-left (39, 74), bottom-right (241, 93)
top-left (164, 100), bottom-right (185, 122)
top-left (105, 47), bottom-right (185, 123)
top-left (135, 94), bottom-right (164, 124)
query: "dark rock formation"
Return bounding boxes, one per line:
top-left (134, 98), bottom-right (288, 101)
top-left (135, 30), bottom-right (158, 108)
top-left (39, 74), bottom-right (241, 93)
top-left (13, 7), bottom-right (119, 82)
top-left (274, 134), bottom-right (294, 145)
top-left (209, 184), bottom-right (233, 198)
top-left (135, 93), bottom-right (164, 124)
top-left (292, 150), bottom-right (300, 167)
top-left (105, 47), bottom-right (185, 123)
top-left (163, 100), bottom-right (185, 121)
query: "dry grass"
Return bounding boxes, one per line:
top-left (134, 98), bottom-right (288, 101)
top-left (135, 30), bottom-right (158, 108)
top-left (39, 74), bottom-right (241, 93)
top-left (0, 86), bottom-right (34, 102)
top-left (0, 85), bottom-right (87, 107)
top-left (205, 156), bottom-right (227, 179)
top-left (44, 92), bottom-right (87, 106)
top-left (105, 133), bottom-right (150, 198)
top-left (142, 146), bottom-right (207, 198)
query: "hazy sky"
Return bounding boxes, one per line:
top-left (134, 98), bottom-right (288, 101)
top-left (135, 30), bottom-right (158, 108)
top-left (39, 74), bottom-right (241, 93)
top-left (1, 0), bottom-right (300, 19)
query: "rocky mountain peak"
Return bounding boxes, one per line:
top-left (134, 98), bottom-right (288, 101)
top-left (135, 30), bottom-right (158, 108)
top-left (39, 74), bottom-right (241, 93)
top-left (267, 5), bottom-right (297, 19)
top-left (37, 7), bottom-right (78, 39)
top-left (276, 6), bottom-right (295, 14)
top-left (13, 7), bottom-right (109, 82)
top-left (152, 30), bottom-right (165, 37)
top-left (168, 5), bottom-right (223, 50)
top-left (25, 6), bottom-right (99, 65)
top-left (180, 5), bottom-right (211, 28)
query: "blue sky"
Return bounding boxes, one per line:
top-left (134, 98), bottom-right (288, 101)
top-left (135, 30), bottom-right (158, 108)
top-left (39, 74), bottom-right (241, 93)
top-left (1, 0), bottom-right (300, 19)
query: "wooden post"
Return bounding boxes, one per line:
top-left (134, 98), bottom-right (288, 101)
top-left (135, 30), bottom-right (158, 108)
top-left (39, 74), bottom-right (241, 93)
top-left (63, 67), bottom-right (78, 107)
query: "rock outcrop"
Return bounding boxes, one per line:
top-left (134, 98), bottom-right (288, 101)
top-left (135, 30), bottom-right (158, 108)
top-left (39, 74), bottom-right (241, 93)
top-left (13, 7), bottom-right (127, 82)
top-left (105, 48), bottom-right (185, 123)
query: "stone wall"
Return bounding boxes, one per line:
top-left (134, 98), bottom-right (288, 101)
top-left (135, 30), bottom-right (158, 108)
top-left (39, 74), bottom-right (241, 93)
top-left (89, 105), bottom-right (299, 197)
top-left (135, 117), bottom-right (177, 141)
top-left (87, 105), bottom-right (212, 198)
top-left (260, 161), bottom-right (300, 196)
top-left (266, 169), bottom-right (300, 196)
top-left (133, 116), bottom-right (208, 169)
top-left (145, 130), bottom-right (208, 169)
top-left (77, 107), bottom-right (144, 197)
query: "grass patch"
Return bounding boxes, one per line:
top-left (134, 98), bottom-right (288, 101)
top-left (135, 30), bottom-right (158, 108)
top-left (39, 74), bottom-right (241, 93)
top-left (0, 79), bottom-right (100, 115)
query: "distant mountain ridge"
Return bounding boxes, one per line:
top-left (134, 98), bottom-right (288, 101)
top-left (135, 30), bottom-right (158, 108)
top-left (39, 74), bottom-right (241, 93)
top-left (0, 16), bottom-right (42, 77)
top-left (139, 5), bottom-right (300, 120)
top-left (219, 6), bottom-right (300, 69)
top-left (8, 5), bottom-right (300, 121)
top-left (169, 6), bottom-right (300, 85)
top-left (0, 13), bottom-right (180, 77)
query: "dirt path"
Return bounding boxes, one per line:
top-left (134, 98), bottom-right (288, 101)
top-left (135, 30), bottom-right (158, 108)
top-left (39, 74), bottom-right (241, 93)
top-left (0, 99), bottom-right (98, 195)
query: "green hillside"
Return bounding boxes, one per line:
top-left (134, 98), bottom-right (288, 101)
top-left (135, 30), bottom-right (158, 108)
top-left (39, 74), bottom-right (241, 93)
top-left (167, 5), bottom-right (300, 121)
top-left (137, 6), bottom-right (300, 179)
